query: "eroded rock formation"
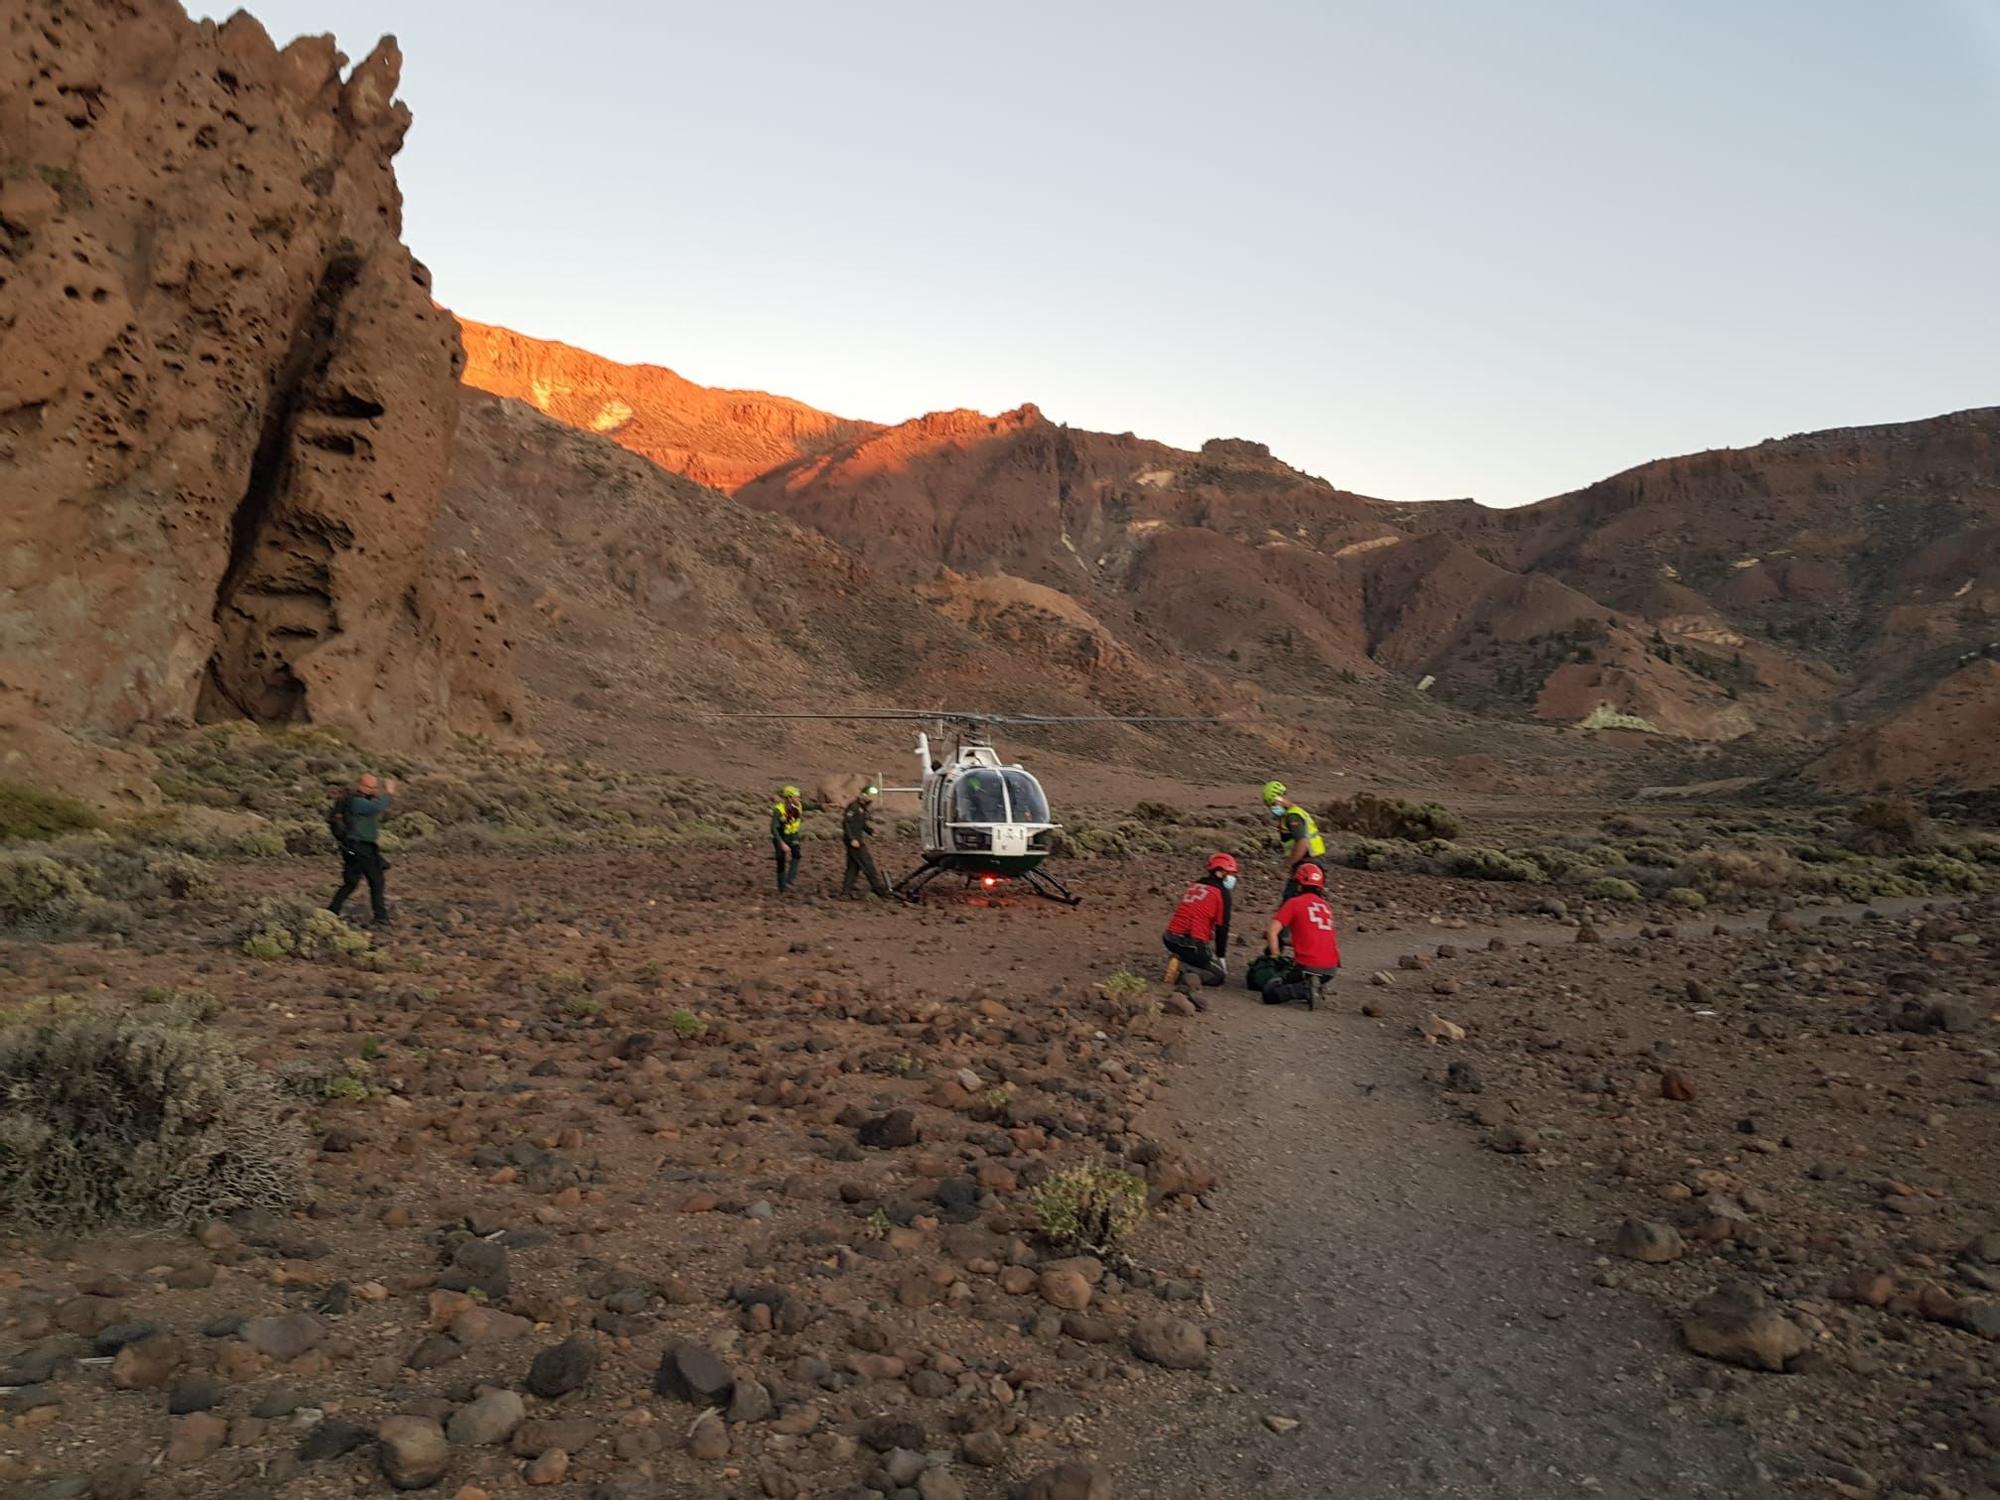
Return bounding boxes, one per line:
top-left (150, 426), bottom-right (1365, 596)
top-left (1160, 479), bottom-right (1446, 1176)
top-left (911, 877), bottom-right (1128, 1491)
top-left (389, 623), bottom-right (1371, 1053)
top-left (1, 0), bottom-right (516, 795)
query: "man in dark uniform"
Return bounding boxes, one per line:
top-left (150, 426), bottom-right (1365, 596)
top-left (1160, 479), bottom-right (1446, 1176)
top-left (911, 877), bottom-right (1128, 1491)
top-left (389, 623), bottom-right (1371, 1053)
top-left (329, 772), bottom-right (398, 924)
top-left (840, 784), bottom-right (895, 900)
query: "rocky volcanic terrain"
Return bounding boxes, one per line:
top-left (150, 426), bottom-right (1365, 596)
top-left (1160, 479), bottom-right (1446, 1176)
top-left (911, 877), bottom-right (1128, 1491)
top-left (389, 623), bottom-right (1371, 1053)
top-left (4, 3), bottom-right (1999, 1499)
top-left (1, 0), bottom-right (516, 805)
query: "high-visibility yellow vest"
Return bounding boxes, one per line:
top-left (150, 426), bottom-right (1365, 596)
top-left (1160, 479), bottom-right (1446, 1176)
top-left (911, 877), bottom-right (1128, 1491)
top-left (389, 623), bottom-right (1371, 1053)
top-left (1284, 805), bottom-right (1325, 857)
top-left (773, 799), bottom-right (802, 838)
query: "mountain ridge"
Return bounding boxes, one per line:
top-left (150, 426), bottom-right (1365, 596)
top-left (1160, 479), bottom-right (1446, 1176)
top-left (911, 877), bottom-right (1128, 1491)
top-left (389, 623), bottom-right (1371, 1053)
top-left (459, 322), bottom-right (2000, 784)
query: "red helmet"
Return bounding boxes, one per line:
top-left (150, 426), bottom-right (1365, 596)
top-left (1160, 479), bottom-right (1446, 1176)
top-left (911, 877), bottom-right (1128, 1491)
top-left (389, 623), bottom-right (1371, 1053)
top-left (1294, 862), bottom-right (1326, 889)
top-left (1206, 852), bottom-right (1239, 876)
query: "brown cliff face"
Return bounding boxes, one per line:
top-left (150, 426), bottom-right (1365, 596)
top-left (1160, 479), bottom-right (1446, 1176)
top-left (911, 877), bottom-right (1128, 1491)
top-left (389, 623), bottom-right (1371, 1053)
top-left (458, 320), bottom-right (879, 494)
top-left (0, 0), bottom-right (516, 792)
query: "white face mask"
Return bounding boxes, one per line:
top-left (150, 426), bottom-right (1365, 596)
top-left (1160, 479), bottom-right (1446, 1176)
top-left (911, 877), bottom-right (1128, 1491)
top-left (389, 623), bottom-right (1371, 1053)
top-left (1221, 875), bottom-right (1237, 890)
top-left (1269, 805), bottom-right (1284, 819)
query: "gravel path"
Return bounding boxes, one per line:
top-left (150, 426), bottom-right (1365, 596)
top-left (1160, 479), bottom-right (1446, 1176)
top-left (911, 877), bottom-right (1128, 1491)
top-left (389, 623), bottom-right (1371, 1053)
top-left (1105, 917), bottom-right (1784, 1499)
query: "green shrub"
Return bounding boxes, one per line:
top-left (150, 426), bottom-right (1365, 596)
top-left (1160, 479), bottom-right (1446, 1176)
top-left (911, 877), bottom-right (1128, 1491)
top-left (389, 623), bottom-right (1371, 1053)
top-left (0, 993), bottom-right (89, 1029)
top-left (1443, 847), bottom-right (1538, 882)
top-left (229, 827), bottom-right (289, 859)
top-left (144, 851), bottom-right (217, 900)
top-left (0, 782), bottom-right (101, 842)
top-left (1101, 969), bottom-right (1148, 1001)
top-left (393, 810), bottom-right (440, 841)
top-left (1584, 877), bottom-right (1642, 902)
top-left (0, 853), bottom-right (93, 931)
top-left (1347, 838), bottom-right (1396, 871)
top-left (0, 1006), bottom-right (307, 1228)
top-left (670, 1008), bottom-right (707, 1040)
top-left (1896, 854), bottom-right (1986, 893)
top-left (1579, 704), bottom-right (1660, 733)
top-left (1665, 886), bottom-right (1707, 909)
top-left (138, 986), bottom-right (223, 1023)
top-left (1521, 845), bottom-right (1580, 880)
top-left (235, 899), bottom-right (370, 960)
top-left (1322, 794), bottom-right (1460, 843)
top-left (1030, 1162), bottom-right (1149, 1253)
top-left (274, 820), bottom-right (331, 857)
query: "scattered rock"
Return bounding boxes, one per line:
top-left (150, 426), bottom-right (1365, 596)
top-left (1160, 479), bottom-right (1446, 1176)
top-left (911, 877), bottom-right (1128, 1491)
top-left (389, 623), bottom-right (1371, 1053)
top-left (859, 1109), bottom-right (922, 1148)
top-left (1490, 1124), bottom-right (1540, 1154)
top-left (1018, 1461), bottom-right (1114, 1500)
top-left (1613, 1219), bottom-right (1686, 1264)
top-left (167, 1411), bottom-right (229, 1465)
top-left (1038, 1269), bottom-right (1092, 1311)
top-left (1659, 1069), bottom-right (1698, 1102)
top-left (300, 1418), bottom-right (372, 1462)
top-left (241, 1312), bottom-right (326, 1362)
top-left (110, 1335), bottom-right (184, 1390)
top-left (654, 1343), bottom-right (734, 1405)
top-left (523, 1447), bottom-right (569, 1485)
top-left (1681, 1284), bottom-right (1809, 1372)
top-left (525, 1337), bottom-right (596, 1399)
top-left (1130, 1315), bottom-right (1209, 1370)
top-left (447, 1389), bottom-right (526, 1446)
top-left (379, 1414), bottom-right (451, 1490)
top-left (687, 1412), bottom-right (730, 1460)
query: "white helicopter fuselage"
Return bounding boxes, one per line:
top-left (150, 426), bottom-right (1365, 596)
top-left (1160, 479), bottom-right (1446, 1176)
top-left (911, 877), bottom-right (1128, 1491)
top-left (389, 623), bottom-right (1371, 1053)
top-left (896, 731), bottom-right (1058, 874)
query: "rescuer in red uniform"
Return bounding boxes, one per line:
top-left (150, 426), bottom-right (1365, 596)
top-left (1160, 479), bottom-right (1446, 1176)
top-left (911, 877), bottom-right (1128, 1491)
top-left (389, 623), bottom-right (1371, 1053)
top-left (1162, 852), bottom-right (1238, 1001)
top-left (1263, 862), bottom-right (1341, 1008)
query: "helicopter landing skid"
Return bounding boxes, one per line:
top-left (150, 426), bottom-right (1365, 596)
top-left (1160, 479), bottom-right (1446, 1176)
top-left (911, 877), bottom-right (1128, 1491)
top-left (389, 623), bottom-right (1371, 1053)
top-left (891, 860), bottom-right (1081, 907)
top-left (892, 861), bottom-right (952, 901)
top-left (1021, 866), bottom-right (1082, 906)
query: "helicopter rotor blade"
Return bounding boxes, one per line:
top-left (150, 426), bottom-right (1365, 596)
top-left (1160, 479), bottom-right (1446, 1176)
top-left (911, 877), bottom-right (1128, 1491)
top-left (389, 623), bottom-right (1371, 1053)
top-left (714, 711), bottom-right (1226, 725)
top-left (980, 724), bottom-right (1224, 736)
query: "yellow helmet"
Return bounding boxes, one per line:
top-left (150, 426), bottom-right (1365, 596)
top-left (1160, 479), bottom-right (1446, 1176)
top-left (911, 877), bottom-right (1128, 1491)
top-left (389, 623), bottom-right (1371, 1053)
top-left (1261, 780), bottom-right (1287, 806)
top-left (781, 785), bottom-right (801, 800)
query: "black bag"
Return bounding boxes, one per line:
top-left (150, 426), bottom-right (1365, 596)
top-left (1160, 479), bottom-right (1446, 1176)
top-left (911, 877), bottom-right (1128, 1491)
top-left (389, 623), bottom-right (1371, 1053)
top-left (327, 794), bottom-right (350, 849)
top-left (1245, 954), bottom-right (1287, 993)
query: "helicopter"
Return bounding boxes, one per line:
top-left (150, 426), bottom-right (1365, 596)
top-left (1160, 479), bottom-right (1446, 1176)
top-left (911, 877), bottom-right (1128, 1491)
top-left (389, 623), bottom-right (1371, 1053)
top-left (725, 710), bottom-right (1214, 904)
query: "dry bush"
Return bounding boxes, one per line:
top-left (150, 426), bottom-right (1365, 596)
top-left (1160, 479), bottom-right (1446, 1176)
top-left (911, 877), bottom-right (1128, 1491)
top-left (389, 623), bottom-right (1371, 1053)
top-left (0, 1006), bottom-right (307, 1228)
top-left (1848, 797), bottom-right (1930, 855)
top-left (0, 853), bottom-right (93, 933)
top-left (1676, 847), bottom-right (1802, 893)
top-left (0, 781), bottom-right (100, 842)
top-left (1322, 794), bottom-right (1461, 843)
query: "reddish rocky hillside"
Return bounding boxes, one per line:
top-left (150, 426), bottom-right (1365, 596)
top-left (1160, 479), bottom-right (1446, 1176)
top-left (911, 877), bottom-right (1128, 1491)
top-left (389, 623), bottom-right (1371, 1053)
top-left (0, 0), bottom-right (516, 802)
top-left (1807, 658), bottom-right (2000, 792)
top-left (437, 391), bottom-right (1276, 779)
top-left (1395, 408), bottom-right (2000, 705)
top-left (497, 326), bottom-right (1995, 774)
top-left (459, 321), bottom-right (879, 494)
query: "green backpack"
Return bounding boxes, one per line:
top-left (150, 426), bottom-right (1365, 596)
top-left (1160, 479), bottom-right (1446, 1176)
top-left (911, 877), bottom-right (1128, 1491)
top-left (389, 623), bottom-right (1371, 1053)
top-left (1245, 954), bottom-right (1288, 993)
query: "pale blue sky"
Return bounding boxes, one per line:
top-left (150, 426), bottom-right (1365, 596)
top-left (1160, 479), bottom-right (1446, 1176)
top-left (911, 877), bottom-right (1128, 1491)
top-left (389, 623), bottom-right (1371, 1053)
top-left (203, 1), bottom-right (2000, 504)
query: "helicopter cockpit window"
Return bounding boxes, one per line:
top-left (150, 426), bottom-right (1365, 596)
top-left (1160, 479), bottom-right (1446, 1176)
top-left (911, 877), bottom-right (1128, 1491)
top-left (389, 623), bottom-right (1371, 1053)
top-left (1001, 770), bottom-right (1050, 824)
top-left (953, 771), bottom-right (1009, 824)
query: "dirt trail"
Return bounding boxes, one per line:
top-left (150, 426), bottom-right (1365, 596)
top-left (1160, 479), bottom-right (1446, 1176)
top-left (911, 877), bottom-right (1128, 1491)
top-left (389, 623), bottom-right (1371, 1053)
top-left (1102, 912), bottom-right (1816, 1500)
